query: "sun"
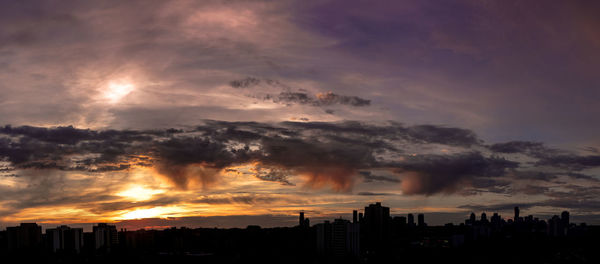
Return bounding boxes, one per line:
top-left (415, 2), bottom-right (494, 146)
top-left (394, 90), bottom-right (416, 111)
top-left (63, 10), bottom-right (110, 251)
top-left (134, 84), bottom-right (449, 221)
top-left (103, 81), bottom-right (135, 103)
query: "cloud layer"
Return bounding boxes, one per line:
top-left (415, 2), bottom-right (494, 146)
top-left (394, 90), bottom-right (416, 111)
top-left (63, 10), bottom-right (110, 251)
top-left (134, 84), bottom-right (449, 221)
top-left (1, 121), bottom-right (599, 195)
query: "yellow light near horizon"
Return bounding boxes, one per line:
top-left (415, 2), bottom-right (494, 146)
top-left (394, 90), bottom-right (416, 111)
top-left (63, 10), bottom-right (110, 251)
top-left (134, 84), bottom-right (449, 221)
top-left (118, 206), bottom-right (188, 220)
top-left (116, 185), bottom-right (164, 201)
top-left (120, 208), bottom-right (164, 220)
top-left (104, 81), bottom-right (134, 103)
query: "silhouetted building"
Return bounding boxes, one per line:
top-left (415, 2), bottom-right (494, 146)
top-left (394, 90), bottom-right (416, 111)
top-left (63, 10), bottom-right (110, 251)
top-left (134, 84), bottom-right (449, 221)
top-left (6, 223), bottom-right (42, 252)
top-left (46, 225), bottom-right (83, 253)
top-left (491, 213), bottom-right (501, 229)
top-left (316, 221), bottom-right (332, 255)
top-left (317, 218), bottom-right (360, 257)
top-left (0, 230), bottom-right (6, 253)
top-left (408, 213), bottom-right (415, 227)
top-left (93, 223), bottom-right (118, 252)
top-left (548, 215), bottom-right (561, 237)
top-left (332, 219), bottom-right (360, 256)
top-left (418, 213), bottom-right (426, 227)
top-left (561, 211), bottom-right (570, 235)
top-left (363, 202), bottom-right (390, 252)
top-left (547, 211), bottom-right (570, 237)
top-left (467, 212), bottom-right (476, 225)
top-left (299, 211), bottom-right (310, 228)
top-left (0, 203), bottom-right (592, 261)
top-left (514, 206), bottom-right (520, 222)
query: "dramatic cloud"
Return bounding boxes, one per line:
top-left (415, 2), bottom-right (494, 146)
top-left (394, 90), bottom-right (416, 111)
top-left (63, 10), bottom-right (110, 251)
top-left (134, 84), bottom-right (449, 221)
top-left (396, 153), bottom-right (518, 195)
top-left (0, 121), bottom-right (473, 193)
top-left (2, 121), bottom-right (599, 198)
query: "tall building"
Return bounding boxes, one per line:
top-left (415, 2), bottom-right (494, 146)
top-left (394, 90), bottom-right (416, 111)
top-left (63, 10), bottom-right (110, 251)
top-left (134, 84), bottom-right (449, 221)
top-left (317, 219), bottom-right (360, 257)
top-left (514, 206), bottom-right (520, 222)
top-left (481, 212), bottom-right (487, 222)
top-left (408, 213), bottom-right (415, 227)
top-left (418, 213), bottom-right (425, 227)
top-left (299, 211), bottom-right (310, 228)
top-left (93, 223), bottom-right (118, 252)
top-left (6, 223), bottom-right (42, 252)
top-left (561, 211), bottom-right (570, 236)
top-left (333, 219), bottom-right (360, 256)
top-left (467, 212), bottom-right (476, 225)
top-left (353, 210), bottom-right (358, 223)
top-left (561, 211), bottom-right (569, 226)
top-left (548, 215), bottom-right (560, 237)
top-left (46, 225), bottom-right (83, 253)
top-left (316, 221), bottom-right (332, 255)
top-left (363, 202), bottom-right (390, 251)
top-left (491, 213), bottom-right (501, 228)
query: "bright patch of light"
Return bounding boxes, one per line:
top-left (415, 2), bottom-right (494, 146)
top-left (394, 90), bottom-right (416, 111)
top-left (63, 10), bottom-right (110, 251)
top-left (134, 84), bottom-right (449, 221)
top-left (117, 185), bottom-right (164, 201)
top-left (103, 81), bottom-right (134, 103)
top-left (120, 208), bottom-right (164, 220)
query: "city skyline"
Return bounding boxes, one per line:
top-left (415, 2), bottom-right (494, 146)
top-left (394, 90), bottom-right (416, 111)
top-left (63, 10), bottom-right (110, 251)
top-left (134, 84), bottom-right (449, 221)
top-left (0, 203), bottom-right (585, 233)
top-left (0, 202), bottom-right (589, 261)
top-left (1, 0), bottom-right (600, 230)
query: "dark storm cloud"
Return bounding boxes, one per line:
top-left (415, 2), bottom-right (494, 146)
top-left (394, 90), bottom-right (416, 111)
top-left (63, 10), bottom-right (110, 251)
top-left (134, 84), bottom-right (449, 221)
top-left (487, 140), bottom-right (600, 173)
top-left (536, 154), bottom-right (600, 171)
top-left (395, 152), bottom-right (519, 195)
top-left (2, 120), bottom-right (600, 195)
top-left (0, 124), bottom-right (158, 172)
top-left (359, 171), bottom-right (400, 183)
top-left (0, 121), bottom-right (485, 191)
top-left (253, 167), bottom-right (295, 186)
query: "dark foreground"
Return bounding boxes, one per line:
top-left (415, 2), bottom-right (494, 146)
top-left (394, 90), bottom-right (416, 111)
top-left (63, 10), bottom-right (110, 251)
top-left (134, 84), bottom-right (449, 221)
top-left (1, 225), bottom-right (599, 264)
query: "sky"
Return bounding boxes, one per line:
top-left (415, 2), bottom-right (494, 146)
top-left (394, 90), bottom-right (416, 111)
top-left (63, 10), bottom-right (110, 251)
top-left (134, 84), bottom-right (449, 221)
top-left (1, 0), bottom-right (599, 230)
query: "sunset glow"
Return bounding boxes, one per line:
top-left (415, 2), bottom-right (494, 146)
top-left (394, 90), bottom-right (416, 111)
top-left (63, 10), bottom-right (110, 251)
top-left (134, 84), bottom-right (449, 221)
top-left (0, 0), bottom-right (599, 232)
